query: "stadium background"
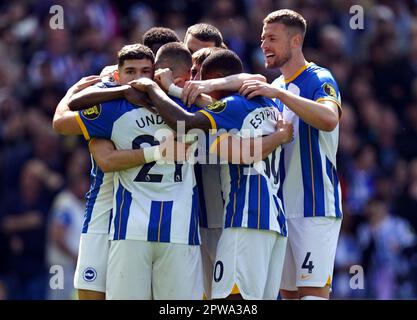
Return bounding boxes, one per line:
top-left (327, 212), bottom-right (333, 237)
top-left (0, 0), bottom-right (417, 300)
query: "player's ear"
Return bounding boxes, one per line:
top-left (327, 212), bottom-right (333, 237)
top-left (292, 33), bottom-right (303, 49)
top-left (113, 70), bottom-right (120, 83)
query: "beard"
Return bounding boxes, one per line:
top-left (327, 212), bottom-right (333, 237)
top-left (265, 50), bottom-right (292, 69)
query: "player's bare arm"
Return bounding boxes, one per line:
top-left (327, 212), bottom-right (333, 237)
top-left (154, 68), bottom-right (213, 108)
top-left (130, 78), bottom-right (293, 165)
top-left (129, 78), bottom-right (212, 132)
top-left (67, 85), bottom-right (151, 111)
top-left (53, 76), bottom-right (101, 135)
top-left (182, 73), bottom-right (267, 106)
top-left (153, 70), bottom-right (292, 163)
top-left (89, 136), bottom-right (190, 173)
top-left (214, 119), bottom-right (293, 164)
top-left (239, 80), bottom-right (340, 131)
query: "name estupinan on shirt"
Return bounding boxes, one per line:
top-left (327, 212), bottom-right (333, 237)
top-left (249, 107), bottom-right (279, 129)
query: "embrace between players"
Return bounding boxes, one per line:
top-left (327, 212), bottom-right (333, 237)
top-left (53, 9), bottom-right (342, 301)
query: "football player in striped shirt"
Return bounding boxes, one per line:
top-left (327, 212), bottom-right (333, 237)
top-left (239, 10), bottom-right (343, 300)
top-left (129, 49), bottom-right (293, 299)
top-left (177, 10), bottom-right (343, 300)
top-left (155, 44), bottom-right (297, 300)
top-left (155, 45), bottom-right (224, 300)
top-left (73, 42), bottom-right (291, 300)
top-left (53, 74), bottom-right (116, 300)
top-left (54, 44), bottom-right (201, 300)
top-left (54, 58), bottom-right (189, 300)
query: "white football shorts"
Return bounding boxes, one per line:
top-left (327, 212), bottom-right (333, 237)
top-left (211, 227), bottom-right (287, 300)
top-left (280, 216), bottom-right (342, 291)
top-left (74, 233), bottom-right (110, 293)
top-left (106, 239), bottom-right (204, 300)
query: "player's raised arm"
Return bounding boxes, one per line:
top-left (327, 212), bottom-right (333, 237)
top-left (53, 76), bottom-right (101, 135)
top-left (129, 78), bottom-right (212, 132)
top-left (67, 85), bottom-right (151, 111)
top-left (154, 68), bottom-right (214, 108)
top-left (181, 73), bottom-right (267, 106)
top-left (239, 80), bottom-right (340, 132)
top-left (68, 85), bottom-right (128, 111)
top-left (88, 136), bottom-right (190, 173)
top-left (212, 119), bottom-right (293, 164)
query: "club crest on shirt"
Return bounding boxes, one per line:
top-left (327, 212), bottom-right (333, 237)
top-left (82, 267), bottom-right (97, 282)
top-left (81, 105), bottom-right (101, 120)
top-left (323, 83), bottom-right (337, 98)
top-left (206, 101), bottom-right (226, 113)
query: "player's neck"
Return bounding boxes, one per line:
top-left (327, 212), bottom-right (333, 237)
top-left (280, 53), bottom-right (308, 81)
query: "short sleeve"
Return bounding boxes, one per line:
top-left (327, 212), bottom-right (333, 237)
top-left (311, 71), bottom-right (341, 110)
top-left (75, 100), bottom-right (123, 140)
top-left (197, 95), bottom-right (247, 132)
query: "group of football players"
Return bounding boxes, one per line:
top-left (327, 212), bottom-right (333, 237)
top-left (52, 9), bottom-right (343, 300)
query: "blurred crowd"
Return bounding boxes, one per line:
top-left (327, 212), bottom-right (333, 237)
top-left (1, 0), bottom-right (417, 300)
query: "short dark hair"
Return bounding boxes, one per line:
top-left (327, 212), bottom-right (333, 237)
top-left (155, 42), bottom-right (192, 76)
top-left (117, 44), bottom-right (155, 67)
top-left (192, 47), bottom-right (223, 65)
top-left (263, 9), bottom-right (307, 38)
top-left (201, 49), bottom-right (243, 79)
top-left (143, 27), bottom-right (181, 54)
top-left (185, 23), bottom-right (223, 47)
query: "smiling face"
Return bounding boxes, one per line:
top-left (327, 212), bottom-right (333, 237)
top-left (118, 59), bottom-right (154, 84)
top-left (261, 22), bottom-right (294, 69)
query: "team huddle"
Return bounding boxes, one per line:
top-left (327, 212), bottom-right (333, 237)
top-left (52, 9), bottom-right (343, 300)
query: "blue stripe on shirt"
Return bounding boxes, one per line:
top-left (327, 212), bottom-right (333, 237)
top-left (113, 183), bottom-right (132, 240)
top-left (225, 165), bottom-right (246, 228)
top-left (273, 195), bottom-right (287, 236)
top-left (194, 164), bottom-right (208, 228)
top-left (326, 157), bottom-right (343, 218)
top-left (160, 201), bottom-right (173, 242)
top-left (82, 159), bottom-right (104, 233)
top-left (188, 186), bottom-right (200, 245)
top-left (247, 174), bottom-right (270, 229)
top-left (277, 148), bottom-right (286, 212)
top-left (299, 121), bottom-right (325, 217)
top-left (148, 200), bottom-right (173, 243)
top-left (107, 209), bottom-right (113, 234)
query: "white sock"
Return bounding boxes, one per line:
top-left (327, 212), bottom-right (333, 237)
top-left (301, 295), bottom-right (328, 300)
